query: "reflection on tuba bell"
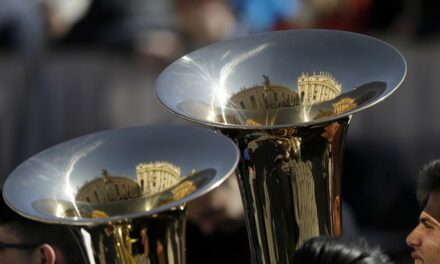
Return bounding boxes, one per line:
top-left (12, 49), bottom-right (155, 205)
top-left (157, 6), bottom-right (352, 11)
top-left (3, 125), bottom-right (239, 263)
top-left (155, 29), bottom-right (407, 263)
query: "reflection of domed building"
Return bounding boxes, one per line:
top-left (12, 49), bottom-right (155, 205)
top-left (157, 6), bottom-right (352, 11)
top-left (229, 72), bottom-right (342, 111)
top-left (76, 170), bottom-right (140, 203)
top-left (229, 75), bottom-right (299, 110)
top-left (136, 161), bottom-right (181, 195)
top-left (298, 72), bottom-right (341, 105)
top-left (223, 73), bottom-right (343, 126)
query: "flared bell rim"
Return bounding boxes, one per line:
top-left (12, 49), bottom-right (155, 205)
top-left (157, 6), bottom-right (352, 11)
top-left (155, 29), bottom-right (407, 129)
top-left (2, 125), bottom-right (239, 225)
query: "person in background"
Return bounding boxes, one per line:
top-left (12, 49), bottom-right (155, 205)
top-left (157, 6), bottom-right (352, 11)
top-left (0, 189), bottom-right (86, 264)
top-left (406, 159), bottom-right (440, 264)
top-left (186, 175), bottom-right (250, 264)
top-left (293, 236), bottom-right (393, 264)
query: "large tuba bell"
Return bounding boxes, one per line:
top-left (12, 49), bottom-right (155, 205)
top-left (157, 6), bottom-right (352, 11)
top-left (155, 29), bottom-right (407, 263)
top-left (2, 125), bottom-right (239, 263)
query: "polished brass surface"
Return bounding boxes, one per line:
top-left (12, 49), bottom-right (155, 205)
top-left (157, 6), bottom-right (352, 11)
top-left (155, 29), bottom-right (406, 263)
top-left (222, 119), bottom-right (349, 263)
top-left (3, 125), bottom-right (239, 263)
top-left (79, 206), bottom-right (186, 264)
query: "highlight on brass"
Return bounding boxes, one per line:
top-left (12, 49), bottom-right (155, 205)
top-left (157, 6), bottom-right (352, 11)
top-left (246, 135), bottom-right (321, 246)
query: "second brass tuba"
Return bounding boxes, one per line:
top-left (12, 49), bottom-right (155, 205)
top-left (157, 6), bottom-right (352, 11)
top-left (2, 125), bottom-right (239, 263)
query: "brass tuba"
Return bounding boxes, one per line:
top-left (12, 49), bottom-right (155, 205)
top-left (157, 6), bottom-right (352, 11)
top-left (155, 29), bottom-right (407, 263)
top-left (2, 125), bottom-right (239, 263)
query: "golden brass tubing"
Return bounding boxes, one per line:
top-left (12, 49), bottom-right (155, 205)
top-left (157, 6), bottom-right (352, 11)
top-left (222, 118), bottom-right (350, 263)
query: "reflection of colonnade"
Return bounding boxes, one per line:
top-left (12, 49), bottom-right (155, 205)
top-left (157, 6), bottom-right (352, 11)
top-left (136, 161), bottom-right (181, 195)
top-left (298, 72), bottom-right (341, 105)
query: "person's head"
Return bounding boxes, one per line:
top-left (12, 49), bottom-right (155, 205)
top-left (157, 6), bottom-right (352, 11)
top-left (0, 190), bottom-right (85, 264)
top-left (406, 159), bottom-right (440, 264)
top-left (292, 236), bottom-right (393, 264)
top-left (187, 174), bottom-right (244, 235)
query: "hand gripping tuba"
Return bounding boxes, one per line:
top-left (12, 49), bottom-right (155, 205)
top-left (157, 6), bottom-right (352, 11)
top-left (3, 125), bottom-right (239, 263)
top-left (155, 29), bottom-right (407, 263)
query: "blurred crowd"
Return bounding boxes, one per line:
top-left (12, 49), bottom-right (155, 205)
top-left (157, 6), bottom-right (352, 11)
top-left (1, 0), bottom-right (440, 57)
top-left (2, 1), bottom-right (440, 264)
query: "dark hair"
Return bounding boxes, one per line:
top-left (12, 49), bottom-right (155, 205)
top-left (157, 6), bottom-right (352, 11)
top-left (0, 190), bottom-right (86, 263)
top-left (292, 236), bottom-right (393, 264)
top-left (416, 159), bottom-right (440, 206)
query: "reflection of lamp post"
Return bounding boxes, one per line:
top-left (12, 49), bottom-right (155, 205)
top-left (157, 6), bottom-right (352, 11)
top-left (262, 74), bottom-right (271, 109)
top-left (141, 228), bottom-right (149, 258)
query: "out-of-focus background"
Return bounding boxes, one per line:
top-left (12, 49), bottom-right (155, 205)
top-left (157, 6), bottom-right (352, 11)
top-left (1, 0), bottom-right (439, 263)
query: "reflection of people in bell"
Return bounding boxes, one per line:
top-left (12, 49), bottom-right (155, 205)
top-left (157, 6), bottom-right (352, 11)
top-left (321, 122), bottom-right (340, 143)
top-left (140, 227), bottom-right (149, 258)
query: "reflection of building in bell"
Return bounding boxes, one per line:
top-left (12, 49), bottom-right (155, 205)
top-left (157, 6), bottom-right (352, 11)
top-left (229, 72), bottom-right (342, 111)
top-left (313, 97), bottom-right (358, 120)
top-left (229, 75), bottom-right (299, 110)
top-left (332, 97), bottom-right (357, 114)
top-left (76, 170), bottom-right (141, 203)
top-left (217, 73), bottom-right (344, 125)
top-left (298, 72), bottom-right (341, 105)
top-left (171, 181), bottom-right (196, 200)
top-left (136, 161), bottom-right (181, 195)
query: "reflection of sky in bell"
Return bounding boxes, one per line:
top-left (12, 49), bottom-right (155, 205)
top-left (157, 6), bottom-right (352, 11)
top-left (156, 30), bottom-right (406, 110)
